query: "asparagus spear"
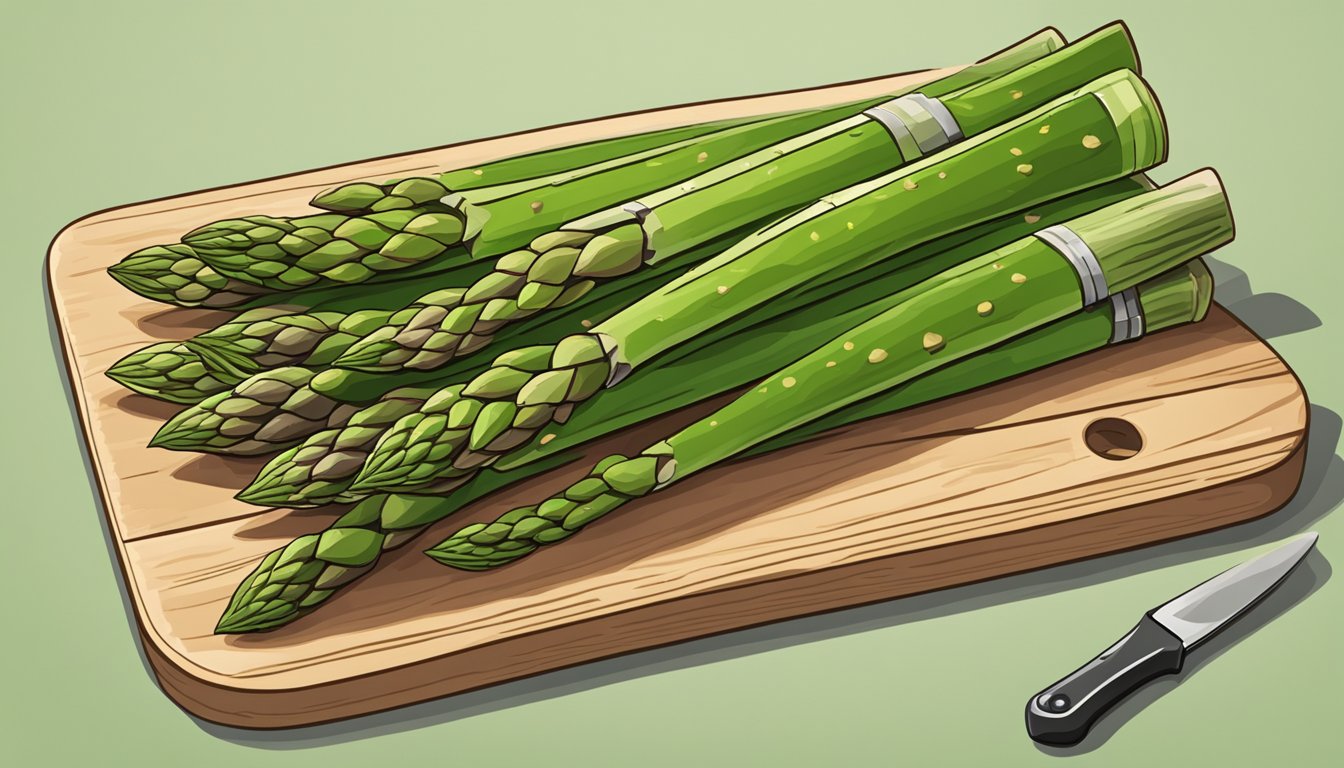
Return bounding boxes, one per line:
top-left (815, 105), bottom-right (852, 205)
top-left (426, 174), bottom-right (1231, 570)
top-left (240, 175), bottom-right (1155, 507)
top-left (107, 30), bottom-right (1064, 308)
top-left (148, 231), bottom-right (743, 454)
top-left (214, 172), bottom-right (1226, 634)
top-left (106, 308), bottom-right (394, 404)
top-left (332, 24), bottom-right (1134, 373)
top-left (344, 69), bottom-right (1165, 498)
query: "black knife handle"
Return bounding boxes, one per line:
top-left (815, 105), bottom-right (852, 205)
top-left (1025, 614), bottom-right (1186, 746)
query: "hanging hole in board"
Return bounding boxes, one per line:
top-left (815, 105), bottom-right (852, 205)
top-left (1084, 417), bottom-right (1143, 460)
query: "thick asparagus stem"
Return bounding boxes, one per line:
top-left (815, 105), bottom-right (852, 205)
top-left (345, 69), bottom-right (1165, 497)
top-left (239, 176), bottom-right (1155, 507)
top-left (427, 174), bottom-right (1231, 569)
top-left (332, 25), bottom-right (1132, 373)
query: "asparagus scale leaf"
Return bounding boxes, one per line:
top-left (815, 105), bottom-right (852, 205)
top-left (428, 173), bottom-right (1232, 569)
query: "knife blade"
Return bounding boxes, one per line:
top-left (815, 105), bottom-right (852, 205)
top-left (1025, 532), bottom-right (1318, 746)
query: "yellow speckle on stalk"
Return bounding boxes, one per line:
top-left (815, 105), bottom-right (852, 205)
top-left (843, 341), bottom-right (855, 351)
top-left (977, 301), bottom-right (994, 316)
top-left (710, 420), bottom-right (718, 427)
top-left (1016, 164), bottom-right (1034, 176)
top-left (1011, 90), bottom-right (1023, 100)
top-left (530, 201), bottom-right (543, 213)
top-left (472, 169), bottom-right (484, 176)
top-left (1024, 214), bottom-right (1041, 224)
top-left (648, 160), bottom-right (663, 167)
top-left (1012, 273), bottom-right (1028, 284)
top-left (767, 166), bottom-right (777, 175)
top-left (717, 285), bottom-right (730, 295)
top-left (759, 387), bottom-right (768, 393)
top-left (1010, 147), bottom-right (1023, 156)
top-left (580, 319), bottom-right (592, 328)
top-left (1082, 134), bottom-right (1102, 149)
top-left (875, 193), bottom-right (889, 200)
top-left (810, 231), bottom-right (820, 241)
top-left (923, 332), bottom-right (945, 353)
top-left (903, 179), bottom-right (918, 191)
top-left (697, 151), bottom-right (709, 163)
top-left (540, 434), bottom-right (556, 445)
top-left (847, 221), bottom-right (855, 230)
top-left (826, 361), bottom-right (837, 368)
top-left (1039, 124), bottom-right (1051, 134)
top-left (868, 349), bottom-right (888, 363)
top-left (782, 376), bottom-right (797, 388)
top-left (992, 263), bottom-right (1003, 270)
top-left (938, 171), bottom-right (947, 179)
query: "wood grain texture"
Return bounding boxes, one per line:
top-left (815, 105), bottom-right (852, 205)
top-left (48, 65), bottom-right (1308, 729)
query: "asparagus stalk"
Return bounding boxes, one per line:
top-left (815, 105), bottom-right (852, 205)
top-left (148, 231), bottom-right (745, 454)
top-left (344, 69), bottom-right (1166, 498)
top-left (215, 181), bottom-right (1224, 635)
top-left (331, 24), bottom-right (1134, 373)
top-left (240, 175), bottom-right (1155, 507)
top-left (107, 30), bottom-right (1064, 308)
top-left (426, 174), bottom-right (1231, 570)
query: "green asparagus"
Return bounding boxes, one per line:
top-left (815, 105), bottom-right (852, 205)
top-left (331, 24), bottom-right (1135, 373)
top-left (107, 30), bottom-right (1064, 308)
top-left (239, 175), bottom-right (1155, 507)
top-left (426, 174), bottom-right (1231, 570)
top-left (148, 229), bottom-right (750, 454)
top-left (214, 170), bottom-right (1226, 634)
top-left (344, 69), bottom-right (1165, 498)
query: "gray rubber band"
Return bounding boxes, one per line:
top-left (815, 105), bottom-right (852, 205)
top-left (863, 105), bottom-right (923, 160)
top-left (1034, 224), bottom-right (1109, 306)
top-left (620, 201), bottom-right (663, 264)
top-left (902, 93), bottom-right (965, 143)
top-left (1109, 288), bottom-right (1145, 344)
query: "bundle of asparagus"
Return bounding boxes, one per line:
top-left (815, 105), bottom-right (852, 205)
top-left (108, 30), bottom-right (1064, 308)
top-left (239, 176), bottom-right (1157, 507)
top-left (142, 59), bottom-right (1161, 458)
top-left (106, 27), bottom-right (1081, 404)
top-left (215, 171), bottom-right (1229, 632)
top-left (96, 24), bottom-right (1236, 638)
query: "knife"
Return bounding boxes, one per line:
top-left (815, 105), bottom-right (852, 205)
top-left (1025, 532), bottom-right (1318, 746)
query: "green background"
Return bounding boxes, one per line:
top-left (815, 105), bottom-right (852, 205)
top-left (3, 0), bottom-right (1340, 765)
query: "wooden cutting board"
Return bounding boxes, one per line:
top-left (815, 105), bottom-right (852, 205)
top-left (48, 64), bottom-right (1308, 729)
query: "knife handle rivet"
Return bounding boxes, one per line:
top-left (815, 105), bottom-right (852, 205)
top-left (1037, 693), bottom-right (1071, 712)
